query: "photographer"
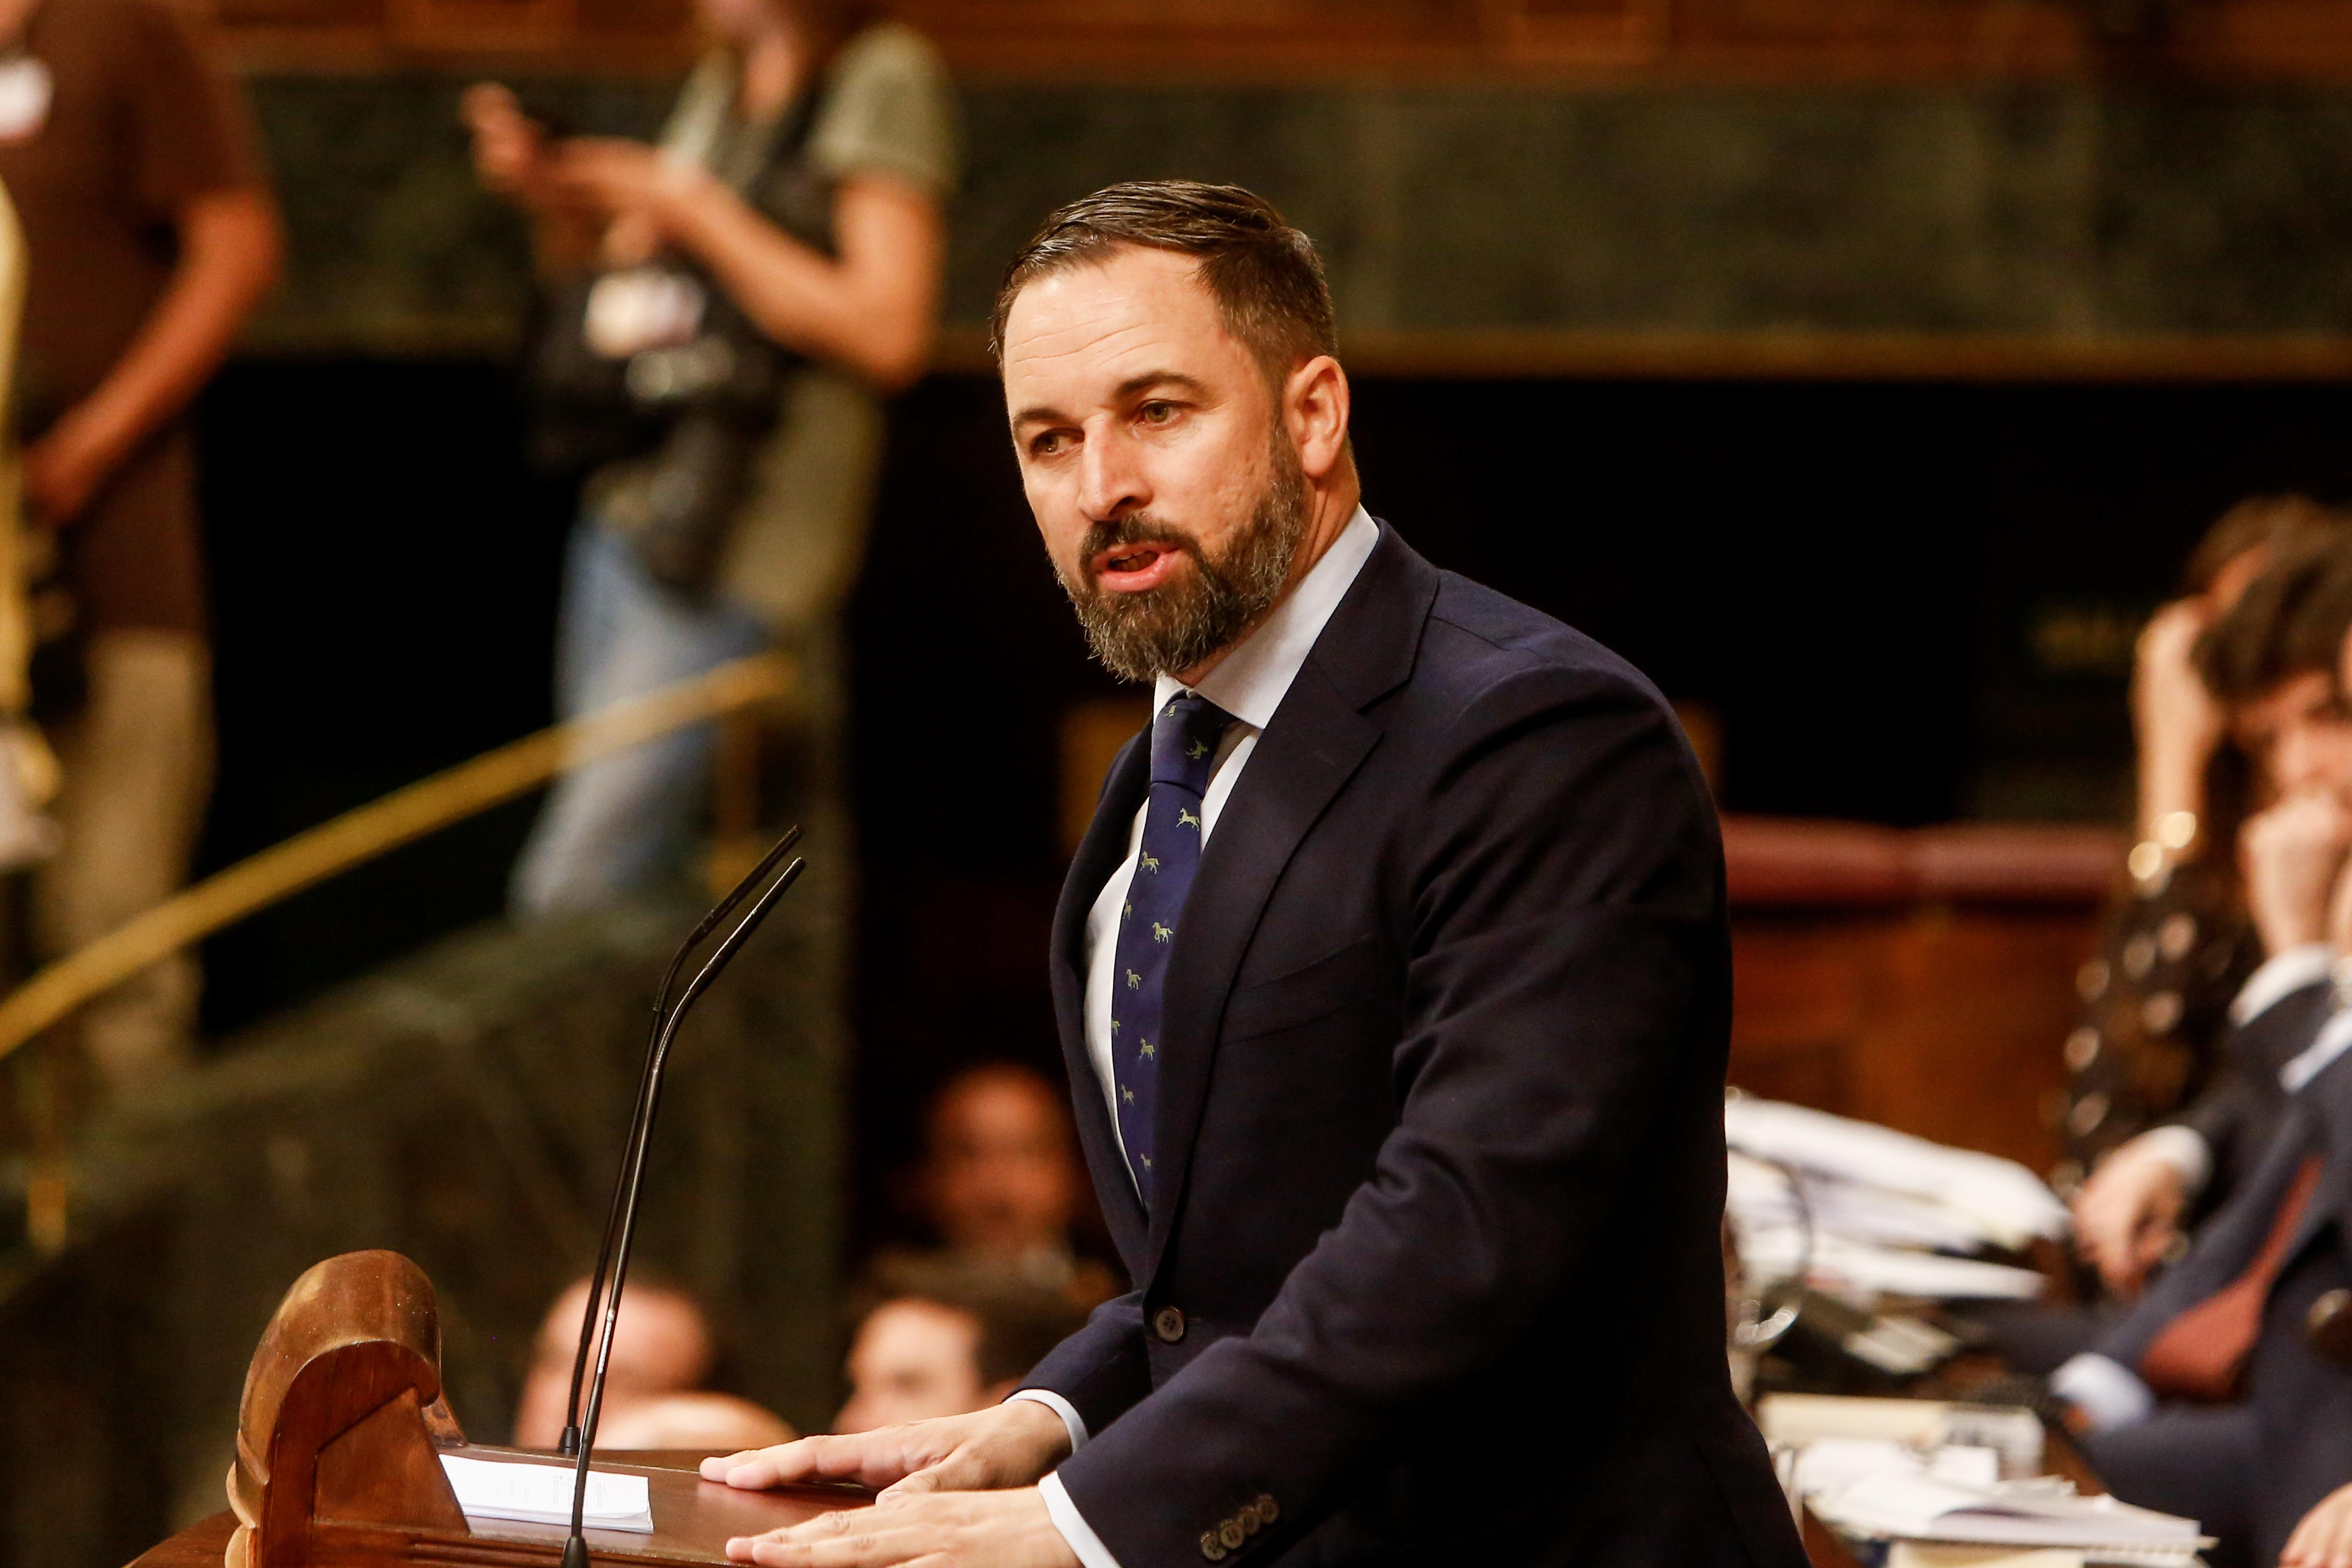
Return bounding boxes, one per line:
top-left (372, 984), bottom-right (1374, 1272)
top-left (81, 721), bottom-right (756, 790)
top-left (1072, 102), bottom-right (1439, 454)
top-left (468, 0), bottom-right (954, 913)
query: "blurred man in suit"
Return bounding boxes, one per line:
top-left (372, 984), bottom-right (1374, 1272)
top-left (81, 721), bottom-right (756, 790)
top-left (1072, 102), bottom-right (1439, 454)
top-left (701, 182), bottom-right (1806, 1568)
top-left (2059, 1011), bottom-right (2352, 1566)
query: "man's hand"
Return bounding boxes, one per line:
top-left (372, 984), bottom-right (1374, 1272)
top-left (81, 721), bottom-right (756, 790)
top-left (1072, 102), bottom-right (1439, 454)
top-left (723, 1488), bottom-right (1076, 1568)
top-left (703, 1399), bottom-right (1072, 1498)
top-left (2285, 1480), bottom-right (2352, 1567)
top-left (2071, 1139), bottom-right (2190, 1296)
top-left (2243, 792), bottom-right (2352, 957)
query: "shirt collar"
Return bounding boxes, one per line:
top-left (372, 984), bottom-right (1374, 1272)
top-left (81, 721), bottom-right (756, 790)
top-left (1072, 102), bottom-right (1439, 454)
top-left (1151, 505), bottom-right (1380, 731)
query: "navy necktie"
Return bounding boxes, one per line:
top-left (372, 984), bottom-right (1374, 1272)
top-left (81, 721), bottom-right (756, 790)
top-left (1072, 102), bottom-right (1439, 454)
top-left (1110, 692), bottom-right (1237, 1200)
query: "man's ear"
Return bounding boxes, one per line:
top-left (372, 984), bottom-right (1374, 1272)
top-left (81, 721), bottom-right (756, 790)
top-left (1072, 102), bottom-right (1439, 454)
top-left (1285, 354), bottom-right (1351, 483)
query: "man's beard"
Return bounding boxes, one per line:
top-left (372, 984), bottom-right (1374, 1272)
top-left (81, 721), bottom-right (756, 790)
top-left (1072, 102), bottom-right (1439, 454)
top-left (1054, 434), bottom-right (1311, 683)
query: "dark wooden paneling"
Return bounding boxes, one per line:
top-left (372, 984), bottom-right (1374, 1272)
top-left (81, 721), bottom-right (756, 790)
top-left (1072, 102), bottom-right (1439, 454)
top-left (1724, 817), bottom-right (2114, 1171)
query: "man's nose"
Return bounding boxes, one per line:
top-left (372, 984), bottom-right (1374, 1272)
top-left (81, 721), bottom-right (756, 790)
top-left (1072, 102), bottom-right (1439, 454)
top-left (1076, 429), bottom-right (1149, 521)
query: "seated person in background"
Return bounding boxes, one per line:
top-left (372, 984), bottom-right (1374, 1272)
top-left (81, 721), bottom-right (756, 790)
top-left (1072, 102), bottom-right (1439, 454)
top-left (512, 1274), bottom-right (793, 1452)
top-left (2051, 544), bottom-right (2352, 1567)
top-left (2073, 529), bottom-right (2352, 1302)
top-left (866, 1063), bottom-right (1117, 1313)
top-left (834, 1267), bottom-right (1086, 1434)
top-left (2064, 500), bottom-right (2350, 1243)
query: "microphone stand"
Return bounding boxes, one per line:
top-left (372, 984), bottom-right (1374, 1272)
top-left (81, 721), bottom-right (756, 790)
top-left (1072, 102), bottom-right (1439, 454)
top-left (557, 833), bottom-right (807, 1568)
top-left (556, 825), bottom-right (803, 1459)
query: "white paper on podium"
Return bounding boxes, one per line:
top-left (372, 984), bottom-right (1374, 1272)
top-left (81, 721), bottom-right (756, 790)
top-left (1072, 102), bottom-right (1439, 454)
top-left (439, 1454), bottom-right (656, 1533)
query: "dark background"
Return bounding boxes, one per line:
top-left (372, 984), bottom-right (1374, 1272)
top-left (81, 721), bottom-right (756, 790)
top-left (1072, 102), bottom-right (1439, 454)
top-left (191, 359), bottom-right (2352, 1249)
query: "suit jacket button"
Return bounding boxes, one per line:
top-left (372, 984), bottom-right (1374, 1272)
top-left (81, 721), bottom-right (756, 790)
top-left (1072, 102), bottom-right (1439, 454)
top-left (1199, 1531), bottom-right (1227, 1561)
top-left (1153, 1305), bottom-right (1187, 1343)
top-left (1219, 1520), bottom-right (1247, 1550)
top-left (1254, 1494), bottom-right (1279, 1524)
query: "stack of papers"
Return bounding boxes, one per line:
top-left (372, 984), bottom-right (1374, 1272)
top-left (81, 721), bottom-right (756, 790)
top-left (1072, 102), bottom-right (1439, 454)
top-left (438, 1455), bottom-right (656, 1533)
top-left (1759, 1394), bottom-right (2045, 1474)
top-left (1725, 1096), bottom-right (2066, 1300)
top-left (1762, 1396), bottom-right (2202, 1568)
top-left (1812, 1472), bottom-right (2205, 1559)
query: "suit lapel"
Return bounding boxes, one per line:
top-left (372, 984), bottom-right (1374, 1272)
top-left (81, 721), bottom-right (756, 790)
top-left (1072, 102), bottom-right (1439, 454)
top-left (1054, 727), bottom-right (1153, 1259)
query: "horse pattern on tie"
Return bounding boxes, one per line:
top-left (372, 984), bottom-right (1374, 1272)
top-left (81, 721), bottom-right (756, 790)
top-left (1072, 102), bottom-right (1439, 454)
top-left (1111, 692), bottom-right (1238, 1200)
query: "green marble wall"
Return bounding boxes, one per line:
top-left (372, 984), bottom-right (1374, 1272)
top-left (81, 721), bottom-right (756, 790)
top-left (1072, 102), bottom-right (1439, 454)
top-left (244, 74), bottom-right (2352, 355)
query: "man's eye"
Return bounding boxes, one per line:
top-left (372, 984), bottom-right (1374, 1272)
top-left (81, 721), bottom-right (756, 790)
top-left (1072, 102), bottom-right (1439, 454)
top-left (1140, 402), bottom-right (1177, 425)
top-left (1031, 431), bottom-right (1067, 456)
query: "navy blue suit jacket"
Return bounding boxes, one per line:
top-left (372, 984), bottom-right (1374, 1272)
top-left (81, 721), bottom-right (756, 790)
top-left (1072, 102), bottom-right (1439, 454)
top-left (1023, 525), bottom-right (1805, 1568)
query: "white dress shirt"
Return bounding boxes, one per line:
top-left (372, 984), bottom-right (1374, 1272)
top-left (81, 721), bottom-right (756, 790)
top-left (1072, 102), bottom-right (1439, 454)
top-left (1009, 505), bottom-right (1379, 1568)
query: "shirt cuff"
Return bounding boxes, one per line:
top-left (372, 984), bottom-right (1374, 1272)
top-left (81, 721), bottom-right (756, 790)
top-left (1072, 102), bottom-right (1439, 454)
top-left (2283, 1003), bottom-right (2352, 1093)
top-left (2230, 943), bottom-right (2335, 1025)
top-left (2050, 1353), bottom-right (2155, 1432)
top-left (1039, 1471), bottom-right (1123, 1568)
top-left (2128, 1123), bottom-right (2213, 1198)
top-left (1005, 1389), bottom-right (1089, 1455)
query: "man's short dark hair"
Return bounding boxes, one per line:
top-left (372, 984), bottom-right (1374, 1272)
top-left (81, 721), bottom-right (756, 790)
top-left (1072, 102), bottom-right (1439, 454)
top-left (2195, 532), bottom-right (2352, 704)
top-left (988, 181), bottom-right (1337, 381)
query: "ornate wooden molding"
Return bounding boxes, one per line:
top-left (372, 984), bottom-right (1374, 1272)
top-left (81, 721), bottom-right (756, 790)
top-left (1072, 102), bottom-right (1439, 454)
top-left (186, 0), bottom-right (2352, 83)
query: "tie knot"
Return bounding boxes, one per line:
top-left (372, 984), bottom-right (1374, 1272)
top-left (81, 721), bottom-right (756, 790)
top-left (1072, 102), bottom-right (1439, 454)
top-left (1151, 693), bottom-right (1236, 790)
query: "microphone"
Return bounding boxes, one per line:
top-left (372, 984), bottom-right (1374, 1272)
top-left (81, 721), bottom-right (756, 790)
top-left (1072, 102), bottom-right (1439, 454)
top-left (557, 823), bottom-right (803, 1458)
top-left (556, 832), bottom-right (807, 1568)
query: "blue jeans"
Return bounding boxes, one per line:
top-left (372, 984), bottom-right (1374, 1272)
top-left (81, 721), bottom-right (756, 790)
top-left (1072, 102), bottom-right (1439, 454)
top-left (510, 520), bottom-right (769, 917)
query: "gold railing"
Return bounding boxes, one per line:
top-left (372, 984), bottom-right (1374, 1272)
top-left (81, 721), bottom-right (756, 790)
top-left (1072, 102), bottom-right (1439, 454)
top-left (0, 650), bottom-right (795, 1251)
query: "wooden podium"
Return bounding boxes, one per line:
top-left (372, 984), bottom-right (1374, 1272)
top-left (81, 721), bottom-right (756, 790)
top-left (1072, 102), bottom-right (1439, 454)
top-left (138, 1250), bottom-right (866, 1568)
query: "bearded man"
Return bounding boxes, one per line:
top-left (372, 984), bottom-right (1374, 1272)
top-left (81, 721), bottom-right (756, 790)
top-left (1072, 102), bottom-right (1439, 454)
top-left (703, 182), bottom-right (1806, 1568)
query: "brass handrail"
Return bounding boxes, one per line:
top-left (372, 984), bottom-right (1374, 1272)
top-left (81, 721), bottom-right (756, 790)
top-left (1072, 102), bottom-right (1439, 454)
top-left (0, 650), bottom-right (795, 1066)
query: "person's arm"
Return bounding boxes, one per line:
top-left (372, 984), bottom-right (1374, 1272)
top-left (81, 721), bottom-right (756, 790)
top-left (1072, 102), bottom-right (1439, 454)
top-left (460, 82), bottom-right (604, 281)
top-left (1005, 1291), bottom-right (1152, 1444)
top-left (24, 186), bottom-right (280, 525)
top-left (548, 140), bottom-right (944, 391)
top-left (2132, 597), bottom-right (2225, 852)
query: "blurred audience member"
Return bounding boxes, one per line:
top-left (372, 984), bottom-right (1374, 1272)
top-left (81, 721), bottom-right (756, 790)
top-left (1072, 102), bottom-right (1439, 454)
top-left (2068, 514), bottom-right (2352, 1297)
top-left (2059, 498), bottom-right (2347, 1198)
top-left (871, 1064), bottom-right (1117, 1313)
top-left (469, 0), bottom-right (955, 914)
top-left (834, 1260), bottom-right (1086, 1433)
top-left (0, 0), bottom-right (279, 1094)
top-left (513, 1274), bottom-right (792, 1452)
